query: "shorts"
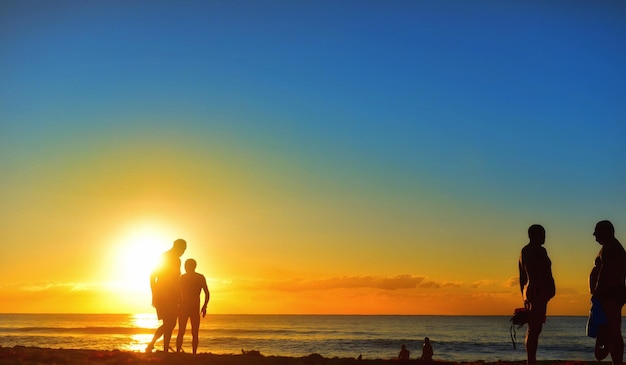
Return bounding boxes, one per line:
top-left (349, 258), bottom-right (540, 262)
top-left (155, 300), bottom-right (179, 320)
top-left (179, 304), bottom-right (201, 320)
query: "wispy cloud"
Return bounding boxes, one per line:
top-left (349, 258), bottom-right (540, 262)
top-left (21, 282), bottom-right (109, 292)
top-left (472, 279), bottom-right (497, 288)
top-left (506, 276), bottom-right (519, 288)
top-left (221, 274), bottom-right (462, 292)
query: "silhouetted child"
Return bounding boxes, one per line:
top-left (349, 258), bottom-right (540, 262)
top-left (176, 258), bottom-right (210, 354)
top-left (398, 344), bottom-right (410, 361)
top-left (421, 337), bottom-right (433, 361)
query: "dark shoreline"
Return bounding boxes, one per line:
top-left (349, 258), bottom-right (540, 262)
top-left (0, 346), bottom-right (598, 365)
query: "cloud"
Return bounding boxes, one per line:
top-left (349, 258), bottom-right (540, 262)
top-left (222, 274), bottom-right (462, 292)
top-left (0, 281), bottom-right (119, 312)
top-left (472, 279), bottom-right (497, 288)
top-left (0, 281), bottom-right (114, 302)
top-left (20, 282), bottom-right (106, 292)
top-left (505, 276), bottom-right (519, 288)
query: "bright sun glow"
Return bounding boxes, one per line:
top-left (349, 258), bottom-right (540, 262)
top-left (111, 223), bottom-right (173, 293)
top-left (99, 220), bottom-right (184, 312)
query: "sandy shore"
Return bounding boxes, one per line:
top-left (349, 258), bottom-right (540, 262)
top-left (0, 346), bottom-right (597, 365)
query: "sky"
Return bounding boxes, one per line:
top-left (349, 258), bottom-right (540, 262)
top-left (1, 0), bottom-right (625, 315)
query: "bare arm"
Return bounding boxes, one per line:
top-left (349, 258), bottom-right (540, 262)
top-left (519, 256), bottom-right (527, 297)
top-left (149, 270), bottom-right (158, 307)
top-left (201, 276), bottom-right (210, 317)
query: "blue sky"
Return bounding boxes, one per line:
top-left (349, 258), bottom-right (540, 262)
top-left (1, 0), bottom-right (625, 314)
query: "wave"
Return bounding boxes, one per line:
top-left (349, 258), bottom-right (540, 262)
top-left (0, 327), bottom-right (154, 335)
top-left (0, 326), bottom-right (343, 336)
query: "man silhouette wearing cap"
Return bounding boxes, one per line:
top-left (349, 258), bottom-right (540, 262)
top-left (591, 221), bottom-right (626, 364)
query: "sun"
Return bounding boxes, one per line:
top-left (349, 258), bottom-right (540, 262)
top-left (110, 224), bottom-right (173, 294)
top-left (118, 231), bottom-right (163, 289)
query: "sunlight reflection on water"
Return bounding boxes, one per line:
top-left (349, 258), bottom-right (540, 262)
top-left (122, 313), bottom-right (159, 352)
top-left (124, 334), bottom-right (154, 352)
top-left (131, 313), bottom-right (159, 329)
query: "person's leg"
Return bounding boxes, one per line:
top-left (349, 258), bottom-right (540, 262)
top-left (603, 299), bottom-right (624, 365)
top-left (146, 325), bottom-right (163, 352)
top-left (146, 307), bottom-right (164, 352)
top-left (525, 301), bottom-right (546, 365)
top-left (525, 323), bottom-right (541, 364)
top-left (176, 314), bottom-right (189, 352)
top-left (162, 314), bottom-right (177, 352)
top-left (190, 313), bottom-right (200, 354)
top-left (596, 324), bottom-right (610, 360)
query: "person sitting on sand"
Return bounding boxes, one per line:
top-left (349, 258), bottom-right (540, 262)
top-left (176, 258), bottom-right (210, 354)
top-left (421, 337), bottom-right (433, 361)
top-left (398, 344), bottom-right (410, 361)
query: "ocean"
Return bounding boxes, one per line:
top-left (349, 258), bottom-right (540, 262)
top-left (0, 314), bottom-right (610, 362)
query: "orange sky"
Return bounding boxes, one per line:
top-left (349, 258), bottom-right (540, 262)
top-left (0, 211), bottom-right (601, 315)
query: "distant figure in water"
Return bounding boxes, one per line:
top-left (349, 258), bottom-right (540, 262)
top-left (146, 239), bottom-right (187, 353)
top-left (176, 258), bottom-right (210, 354)
top-left (519, 224), bottom-right (555, 365)
top-left (398, 344), bottom-right (410, 361)
top-left (589, 220), bottom-right (626, 364)
top-left (421, 337), bottom-right (433, 361)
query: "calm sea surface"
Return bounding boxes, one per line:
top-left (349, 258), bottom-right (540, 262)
top-left (0, 314), bottom-right (612, 362)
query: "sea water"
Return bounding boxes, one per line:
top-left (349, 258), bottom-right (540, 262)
top-left (0, 314), bottom-right (610, 362)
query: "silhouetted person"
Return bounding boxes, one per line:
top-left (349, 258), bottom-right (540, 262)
top-left (176, 258), bottom-right (210, 354)
top-left (146, 238), bottom-right (187, 353)
top-left (587, 256), bottom-right (607, 343)
top-left (519, 224), bottom-right (555, 365)
top-left (590, 220), bottom-right (626, 364)
top-left (421, 337), bottom-right (433, 361)
top-left (398, 344), bottom-right (410, 361)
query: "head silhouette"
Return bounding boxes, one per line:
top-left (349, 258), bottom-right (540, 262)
top-left (173, 239), bottom-right (187, 256)
top-left (593, 220), bottom-right (615, 245)
top-left (528, 224), bottom-right (545, 245)
top-left (184, 258), bottom-right (197, 273)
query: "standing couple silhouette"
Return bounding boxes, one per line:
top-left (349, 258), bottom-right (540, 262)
top-left (146, 239), bottom-right (210, 354)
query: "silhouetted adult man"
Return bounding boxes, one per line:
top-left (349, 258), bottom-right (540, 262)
top-left (591, 220), bottom-right (626, 365)
top-left (146, 238), bottom-right (187, 353)
top-left (176, 258), bottom-right (210, 354)
top-left (519, 224), bottom-right (555, 365)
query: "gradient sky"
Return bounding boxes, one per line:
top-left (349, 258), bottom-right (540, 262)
top-left (1, 1), bottom-right (625, 315)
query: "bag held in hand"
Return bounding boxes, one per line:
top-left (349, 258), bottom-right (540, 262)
top-left (510, 307), bottom-right (529, 349)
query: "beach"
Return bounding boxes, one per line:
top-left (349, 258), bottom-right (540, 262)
top-left (0, 346), bottom-right (593, 365)
top-left (0, 314), bottom-right (602, 362)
